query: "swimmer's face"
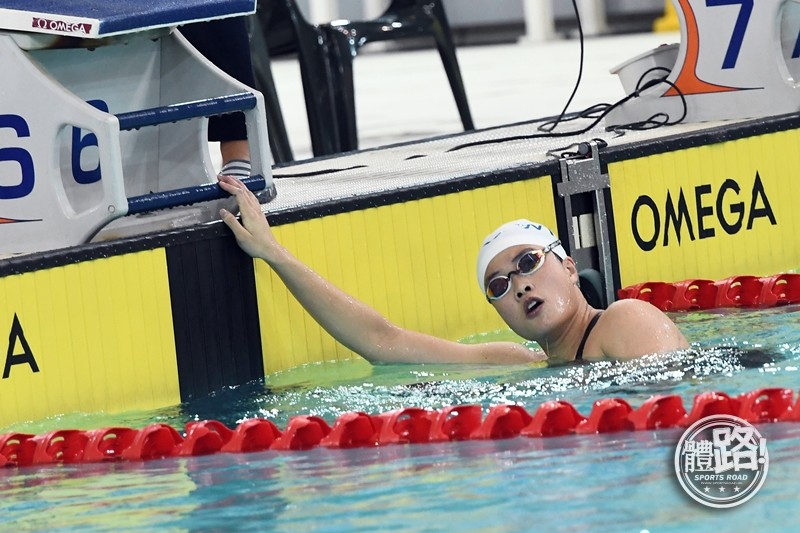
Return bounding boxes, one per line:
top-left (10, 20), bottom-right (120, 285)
top-left (484, 244), bottom-right (580, 341)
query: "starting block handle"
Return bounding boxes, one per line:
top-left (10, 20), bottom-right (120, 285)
top-left (126, 175), bottom-right (266, 215)
top-left (116, 92), bottom-right (257, 131)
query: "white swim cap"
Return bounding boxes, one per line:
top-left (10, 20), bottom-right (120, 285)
top-left (476, 219), bottom-right (567, 291)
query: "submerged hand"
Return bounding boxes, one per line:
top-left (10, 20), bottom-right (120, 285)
top-left (218, 175), bottom-right (279, 261)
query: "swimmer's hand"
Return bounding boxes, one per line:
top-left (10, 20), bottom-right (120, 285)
top-left (218, 175), bottom-right (279, 261)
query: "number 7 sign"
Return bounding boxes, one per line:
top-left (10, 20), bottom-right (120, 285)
top-left (607, 0), bottom-right (800, 126)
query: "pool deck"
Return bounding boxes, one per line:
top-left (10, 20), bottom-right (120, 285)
top-left (266, 30), bottom-right (681, 163)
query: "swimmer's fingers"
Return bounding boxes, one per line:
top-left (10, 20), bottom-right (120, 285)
top-left (219, 176), bottom-right (264, 223)
top-left (218, 176), bottom-right (248, 232)
top-left (219, 175), bottom-right (276, 259)
top-left (218, 175), bottom-right (259, 212)
top-left (219, 205), bottom-right (247, 238)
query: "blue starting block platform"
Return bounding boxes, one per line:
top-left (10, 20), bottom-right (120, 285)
top-left (0, 0), bottom-right (256, 38)
top-left (0, 0), bottom-right (273, 255)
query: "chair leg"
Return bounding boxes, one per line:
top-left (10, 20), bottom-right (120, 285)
top-left (325, 27), bottom-right (360, 152)
top-left (293, 26), bottom-right (345, 157)
top-left (254, 0), bottom-right (342, 158)
top-left (249, 15), bottom-right (294, 163)
top-left (428, 1), bottom-right (475, 131)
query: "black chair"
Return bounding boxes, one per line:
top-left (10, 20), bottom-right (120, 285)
top-left (322, 0), bottom-right (475, 152)
top-left (250, 0), bottom-right (474, 161)
top-left (249, 0), bottom-right (342, 162)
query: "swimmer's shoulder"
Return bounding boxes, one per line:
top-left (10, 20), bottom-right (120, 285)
top-left (600, 298), bottom-right (680, 325)
top-left (587, 299), bottom-right (689, 361)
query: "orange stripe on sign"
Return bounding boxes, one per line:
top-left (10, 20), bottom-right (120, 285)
top-left (664, 0), bottom-right (741, 96)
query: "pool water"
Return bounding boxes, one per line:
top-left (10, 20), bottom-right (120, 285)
top-left (2, 306), bottom-right (800, 532)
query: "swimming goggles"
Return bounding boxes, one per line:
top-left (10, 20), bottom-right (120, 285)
top-left (485, 240), bottom-right (561, 301)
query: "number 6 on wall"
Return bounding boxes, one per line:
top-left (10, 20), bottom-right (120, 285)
top-left (0, 114), bottom-right (34, 201)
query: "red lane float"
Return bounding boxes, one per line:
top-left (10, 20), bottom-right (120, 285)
top-left (0, 387), bottom-right (798, 467)
top-left (618, 273), bottom-right (800, 311)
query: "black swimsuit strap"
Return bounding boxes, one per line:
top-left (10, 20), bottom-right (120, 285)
top-left (575, 312), bottom-right (603, 361)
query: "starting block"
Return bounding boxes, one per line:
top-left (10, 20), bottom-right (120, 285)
top-left (607, 0), bottom-right (800, 127)
top-left (0, 0), bottom-right (273, 255)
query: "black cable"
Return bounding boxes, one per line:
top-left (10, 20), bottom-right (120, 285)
top-left (538, 0), bottom-right (583, 134)
top-left (545, 137), bottom-right (608, 160)
top-left (446, 10), bottom-right (688, 154)
top-left (605, 66), bottom-right (687, 135)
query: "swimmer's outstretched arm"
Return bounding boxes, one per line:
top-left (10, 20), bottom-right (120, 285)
top-left (218, 176), bottom-right (544, 365)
